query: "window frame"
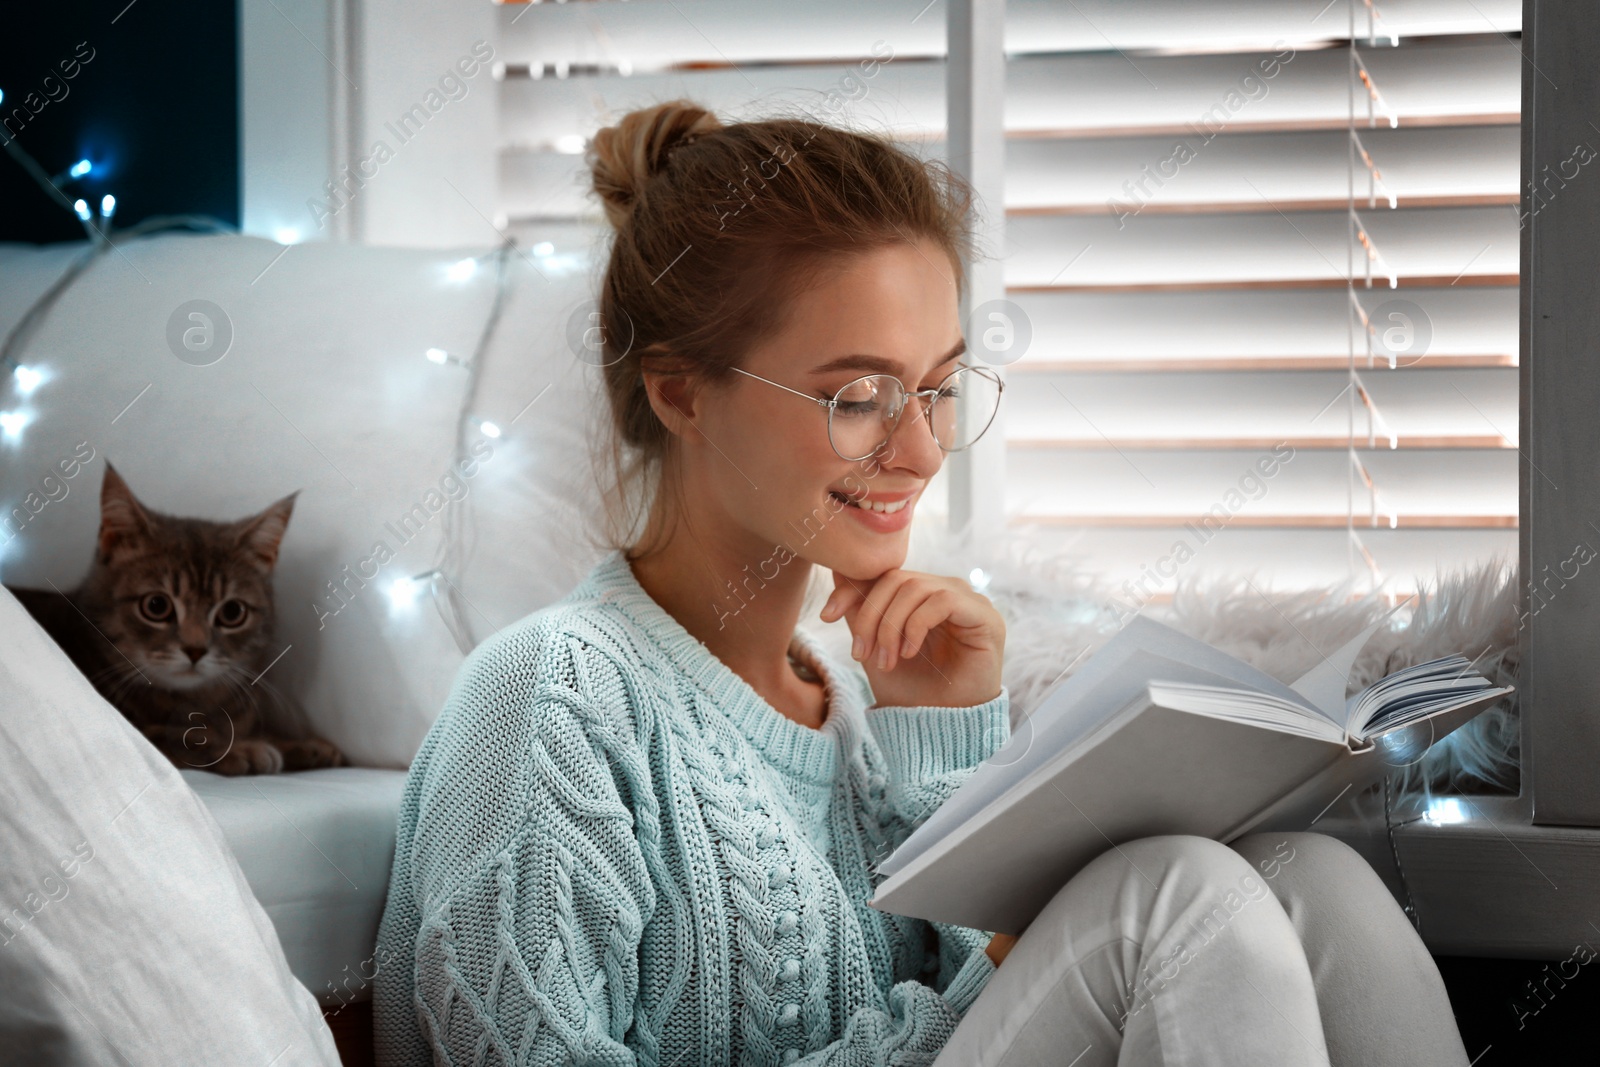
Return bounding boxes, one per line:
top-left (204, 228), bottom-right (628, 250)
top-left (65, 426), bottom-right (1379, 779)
top-left (1520, 0), bottom-right (1600, 827)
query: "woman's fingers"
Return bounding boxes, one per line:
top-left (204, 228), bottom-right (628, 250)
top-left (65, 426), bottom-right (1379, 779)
top-left (874, 582), bottom-right (950, 670)
top-left (825, 568), bottom-right (992, 673)
top-left (848, 571), bottom-right (911, 668)
top-left (869, 576), bottom-right (961, 671)
top-left (821, 569), bottom-right (867, 623)
top-left (896, 588), bottom-right (956, 664)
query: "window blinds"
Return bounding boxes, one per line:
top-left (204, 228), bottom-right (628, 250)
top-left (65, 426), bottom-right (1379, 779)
top-left (493, 0), bottom-right (1520, 596)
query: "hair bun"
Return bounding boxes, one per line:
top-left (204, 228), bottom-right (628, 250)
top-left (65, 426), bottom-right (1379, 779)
top-left (587, 99), bottom-right (722, 230)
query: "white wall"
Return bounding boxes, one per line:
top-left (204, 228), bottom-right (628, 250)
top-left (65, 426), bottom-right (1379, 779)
top-left (240, 0), bottom-right (344, 243)
top-left (240, 0), bottom-right (499, 249)
top-left (348, 0), bottom-right (498, 247)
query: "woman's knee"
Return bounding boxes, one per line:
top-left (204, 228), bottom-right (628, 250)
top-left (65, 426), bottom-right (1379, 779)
top-left (1057, 836), bottom-right (1294, 965)
top-left (1082, 833), bottom-right (1266, 903)
top-left (1232, 831), bottom-right (1377, 889)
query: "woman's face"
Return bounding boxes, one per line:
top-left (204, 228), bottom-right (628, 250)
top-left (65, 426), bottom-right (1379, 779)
top-left (691, 237), bottom-right (964, 582)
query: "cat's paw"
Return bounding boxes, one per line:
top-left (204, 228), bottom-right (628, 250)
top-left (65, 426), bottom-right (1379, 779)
top-left (207, 738), bottom-right (286, 777)
top-left (276, 736), bottom-right (348, 771)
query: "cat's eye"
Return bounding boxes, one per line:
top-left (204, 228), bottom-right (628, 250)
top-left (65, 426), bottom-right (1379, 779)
top-left (138, 593), bottom-right (174, 624)
top-left (215, 599), bottom-right (249, 628)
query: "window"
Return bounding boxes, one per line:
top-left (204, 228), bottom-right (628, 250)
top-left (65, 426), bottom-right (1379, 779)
top-left (495, 0), bottom-right (1520, 605)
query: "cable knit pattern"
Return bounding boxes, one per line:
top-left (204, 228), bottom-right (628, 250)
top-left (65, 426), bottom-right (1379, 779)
top-left (373, 548), bottom-right (1010, 1066)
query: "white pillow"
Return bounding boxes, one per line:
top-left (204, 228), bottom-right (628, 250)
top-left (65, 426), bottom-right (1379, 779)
top-left (413, 226), bottom-right (616, 672)
top-left (0, 231), bottom-right (604, 767)
top-left (0, 582), bottom-right (341, 1064)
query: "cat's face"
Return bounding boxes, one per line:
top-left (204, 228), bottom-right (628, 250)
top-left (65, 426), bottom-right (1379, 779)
top-left (118, 571), bottom-right (272, 690)
top-left (82, 463), bottom-right (298, 693)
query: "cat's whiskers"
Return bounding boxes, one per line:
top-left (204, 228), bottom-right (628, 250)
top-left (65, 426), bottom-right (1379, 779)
top-left (227, 660), bottom-right (304, 738)
top-left (83, 658), bottom-right (131, 688)
top-left (243, 665), bottom-right (304, 734)
top-left (155, 648), bottom-right (230, 690)
top-left (100, 663), bottom-right (150, 710)
top-left (239, 661), bottom-right (286, 703)
top-left (216, 664), bottom-right (264, 722)
top-left (86, 658), bottom-right (143, 700)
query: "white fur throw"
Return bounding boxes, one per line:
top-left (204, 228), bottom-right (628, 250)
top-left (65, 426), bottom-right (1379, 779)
top-left (799, 526), bottom-right (1519, 799)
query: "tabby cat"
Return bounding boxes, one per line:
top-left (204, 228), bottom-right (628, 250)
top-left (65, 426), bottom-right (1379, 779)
top-left (7, 461), bottom-right (347, 776)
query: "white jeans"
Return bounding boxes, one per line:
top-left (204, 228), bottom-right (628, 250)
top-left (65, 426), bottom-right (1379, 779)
top-left (932, 832), bottom-right (1468, 1067)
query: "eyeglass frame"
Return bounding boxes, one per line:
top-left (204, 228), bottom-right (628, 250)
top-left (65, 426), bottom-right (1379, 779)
top-left (727, 361), bottom-right (1005, 462)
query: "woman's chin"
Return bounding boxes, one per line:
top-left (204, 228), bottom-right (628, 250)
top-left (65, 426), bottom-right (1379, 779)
top-left (825, 537), bottom-right (909, 582)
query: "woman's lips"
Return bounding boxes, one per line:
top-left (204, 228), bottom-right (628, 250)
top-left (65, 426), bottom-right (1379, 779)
top-left (829, 488), bottom-right (917, 532)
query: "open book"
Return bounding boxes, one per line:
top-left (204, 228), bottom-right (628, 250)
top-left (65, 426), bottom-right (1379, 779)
top-left (866, 612), bottom-right (1513, 934)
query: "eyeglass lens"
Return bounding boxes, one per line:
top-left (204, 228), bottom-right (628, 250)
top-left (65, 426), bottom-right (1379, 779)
top-left (827, 367), bottom-right (1000, 461)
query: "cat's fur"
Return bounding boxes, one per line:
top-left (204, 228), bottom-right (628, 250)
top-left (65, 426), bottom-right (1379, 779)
top-left (7, 462), bottom-right (347, 776)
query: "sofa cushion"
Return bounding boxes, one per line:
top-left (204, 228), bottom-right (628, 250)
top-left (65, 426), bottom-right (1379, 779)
top-left (0, 230), bottom-right (603, 768)
top-left (179, 766), bottom-right (408, 1008)
top-left (0, 582), bottom-right (341, 1064)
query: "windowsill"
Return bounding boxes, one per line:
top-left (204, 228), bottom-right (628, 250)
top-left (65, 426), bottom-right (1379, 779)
top-left (1311, 790), bottom-right (1600, 958)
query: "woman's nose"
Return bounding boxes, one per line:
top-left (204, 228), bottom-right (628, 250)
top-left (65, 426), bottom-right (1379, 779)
top-left (881, 397), bottom-right (944, 472)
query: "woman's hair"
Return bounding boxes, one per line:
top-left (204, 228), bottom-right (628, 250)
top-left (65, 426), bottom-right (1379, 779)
top-left (583, 98), bottom-right (979, 557)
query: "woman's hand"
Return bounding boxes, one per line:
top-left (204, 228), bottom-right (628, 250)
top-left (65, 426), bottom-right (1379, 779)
top-left (820, 567), bottom-right (1004, 709)
top-left (985, 932), bottom-right (1019, 967)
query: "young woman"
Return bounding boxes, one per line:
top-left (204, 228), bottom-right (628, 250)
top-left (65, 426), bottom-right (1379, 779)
top-left (372, 101), bottom-right (1469, 1067)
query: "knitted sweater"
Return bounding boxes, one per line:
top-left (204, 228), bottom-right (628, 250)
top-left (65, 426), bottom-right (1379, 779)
top-left (372, 548), bottom-right (1010, 1066)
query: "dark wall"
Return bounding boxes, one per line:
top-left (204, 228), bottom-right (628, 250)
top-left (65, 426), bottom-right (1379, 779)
top-left (0, 0), bottom-right (237, 243)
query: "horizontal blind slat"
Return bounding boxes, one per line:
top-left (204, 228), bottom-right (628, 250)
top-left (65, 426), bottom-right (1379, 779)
top-left (495, 0), bottom-right (1519, 68)
top-left (496, 40), bottom-right (1521, 151)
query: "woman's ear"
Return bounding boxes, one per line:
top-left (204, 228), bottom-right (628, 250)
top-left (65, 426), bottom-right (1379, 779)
top-left (642, 363), bottom-right (710, 444)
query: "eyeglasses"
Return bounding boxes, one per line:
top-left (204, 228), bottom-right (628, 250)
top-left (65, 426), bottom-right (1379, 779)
top-left (729, 361), bottom-right (1005, 462)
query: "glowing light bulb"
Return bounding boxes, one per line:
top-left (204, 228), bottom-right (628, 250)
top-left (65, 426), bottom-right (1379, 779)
top-left (100, 194), bottom-right (116, 219)
top-left (446, 258), bottom-right (478, 283)
top-left (1424, 797), bottom-right (1467, 825)
top-left (388, 570), bottom-right (443, 613)
top-left (386, 576), bottom-right (423, 611)
top-left (968, 567), bottom-right (991, 593)
top-left (274, 227), bottom-right (301, 245)
top-left (13, 366), bottom-right (42, 396)
top-left (555, 134), bottom-right (586, 155)
top-left (69, 159), bottom-right (92, 179)
top-left (73, 199), bottom-right (91, 221)
top-left (533, 241), bottom-right (554, 257)
top-left (478, 419), bottom-right (502, 439)
top-left (0, 411), bottom-right (30, 439)
top-left (425, 347), bottom-right (449, 364)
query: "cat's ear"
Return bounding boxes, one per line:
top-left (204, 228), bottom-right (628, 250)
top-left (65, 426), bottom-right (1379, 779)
top-left (96, 461), bottom-right (156, 561)
top-left (233, 490), bottom-right (299, 572)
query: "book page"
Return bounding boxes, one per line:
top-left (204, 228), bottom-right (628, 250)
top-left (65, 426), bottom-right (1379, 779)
top-left (1346, 655), bottom-right (1506, 738)
top-left (1143, 682), bottom-right (1344, 742)
top-left (1288, 603), bottom-right (1408, 725)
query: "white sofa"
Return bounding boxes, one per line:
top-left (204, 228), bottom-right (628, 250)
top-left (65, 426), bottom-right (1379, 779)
top-left (0, 230), bottom-right (617, 1015)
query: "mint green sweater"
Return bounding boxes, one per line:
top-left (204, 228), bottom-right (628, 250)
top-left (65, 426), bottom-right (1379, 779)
top-left (372, 548), bottom-right (1010, 1066)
